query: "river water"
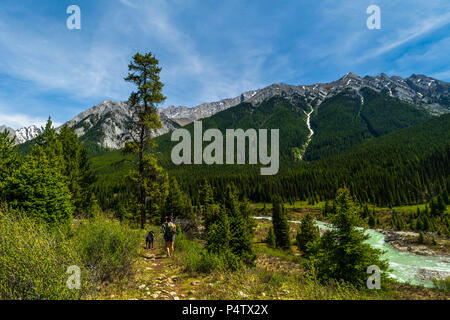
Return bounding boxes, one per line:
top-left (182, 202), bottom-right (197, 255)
top-left (253, 217), bottom-right (450, 288)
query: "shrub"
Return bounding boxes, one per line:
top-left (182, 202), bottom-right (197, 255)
top-left (174, 233), bottom-right (230, 273)
top-left (0, 206), bottom-right (85, 300)
top-left (74, 215), bottom-right (141, 283)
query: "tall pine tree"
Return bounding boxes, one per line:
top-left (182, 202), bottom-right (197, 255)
top-left (123, 52), bottom-right (166, 228)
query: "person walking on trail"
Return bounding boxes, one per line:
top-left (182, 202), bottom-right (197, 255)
top-left (162, 216), bottom-right (177, 257)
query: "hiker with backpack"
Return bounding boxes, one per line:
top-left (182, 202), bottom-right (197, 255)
top-left (162, 216), bottom-right (177, 257)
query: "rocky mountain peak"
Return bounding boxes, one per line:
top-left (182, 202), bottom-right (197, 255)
top-left (0, 124), bottom-right (43, 144)
top-left (3, 73), bottom-right (449, 148)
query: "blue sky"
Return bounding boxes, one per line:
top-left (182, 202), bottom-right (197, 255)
top-left (0, 0), bottom-right (449, 128)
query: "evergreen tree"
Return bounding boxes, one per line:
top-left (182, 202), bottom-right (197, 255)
top-left (2, 119), bottom-right (74, 225)
top-left (199, 179), bottom-right (216, 231)
top-left (123, 52), bottom-right (166, 229)
top-left (31, 120), bottom-right (95, 217)
top-left (437, 195), bottom-right (446, 213)
top-left (272, 196), bottom-right (291, 250)
top-left (127, 154), bottom-right (168, 224)
top-left (265, 227), bottom-right (276, 248)
top-left (312, 188), bottom-right (388, 288)
top-left (164, 176), bottom-right (190, 220)
top-left (442, 189), bottom-right (449, 205)
top-left (223, 185), bottom-right (255, 266)
top-left (296, 212), bottom-right (320, 257)
top-left (206, 204), bottom-right (231, 254)
top-left (3, 153), bottom-right (73, 225)
top-left (199, 179), bottom-right (214, 206)
top-left (431, 236), bottom-right (438, 246)
top-left (33, 118), bottom-right (64, 164)
top-left (58, 125), bottom-right (95, 216)
top-left (361, 204), bottom-right (369, 219)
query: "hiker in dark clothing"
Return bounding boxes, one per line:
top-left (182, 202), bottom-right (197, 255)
top-left (162, 216), bottom-right (177, 257)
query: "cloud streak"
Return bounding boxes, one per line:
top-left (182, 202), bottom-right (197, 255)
top-left (357, 12), bottom-right (450, 63)
top-left (0, 111), bottom-right (58, 129)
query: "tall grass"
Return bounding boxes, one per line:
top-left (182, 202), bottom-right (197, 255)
top-left (432, 277), bottom-right (450, 293)
top-left (0, 205), bottom-right (142, 300)
top-left (0, 206), bottom-right (86, 300)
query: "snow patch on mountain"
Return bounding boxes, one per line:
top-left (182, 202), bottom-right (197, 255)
top-left (0, 125), bottom-right (43, 144)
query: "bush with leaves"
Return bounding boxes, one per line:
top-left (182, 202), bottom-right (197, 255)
top-left (74, 215), bottom-right (141, 283)
top-left (0, 205), bottom-right (87, 300)
top-left (174, 232), bottom-right (229, 273)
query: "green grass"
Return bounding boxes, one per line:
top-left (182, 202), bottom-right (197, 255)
top-left (254, 243), bottom-right (304, 264)
top-left (252, 200), bottom-right (325, 211)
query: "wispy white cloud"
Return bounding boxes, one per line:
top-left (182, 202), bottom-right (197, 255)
top-left (357, 12), bottom-right (450, 62)
top-left (0, 9), bottom-right (131, 103)
top-left (118, 0), bottom-right (138, 8)
top-left (0, 111), bottom-right (60, 129)
top-left (120, 0), bottom-right (269, 106)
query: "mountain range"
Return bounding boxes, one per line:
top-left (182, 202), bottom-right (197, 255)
top-left (0, 124), bottom-right (43, 144)
top-left (2, 73), bottom-right (449, 149)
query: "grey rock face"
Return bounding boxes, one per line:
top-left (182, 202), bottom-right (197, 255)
top-left (244, 73), bottom-right (450, 115)
top-left (158, 89), bottom-right (259, 124)
top-left (4, 73), bottom-right (449, 148)
top-left (63, 100), bottom-right (179, 149)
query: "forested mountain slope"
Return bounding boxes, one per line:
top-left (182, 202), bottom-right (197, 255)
top-left (89, 107), bottom-right (449, 209)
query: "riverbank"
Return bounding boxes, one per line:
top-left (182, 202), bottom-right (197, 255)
top-left (252, 202), bottom-right (450, 258)
top-left (253, 215), bottom-right (450, 288)
top-left (379, 229), bottom-right (450, 257)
